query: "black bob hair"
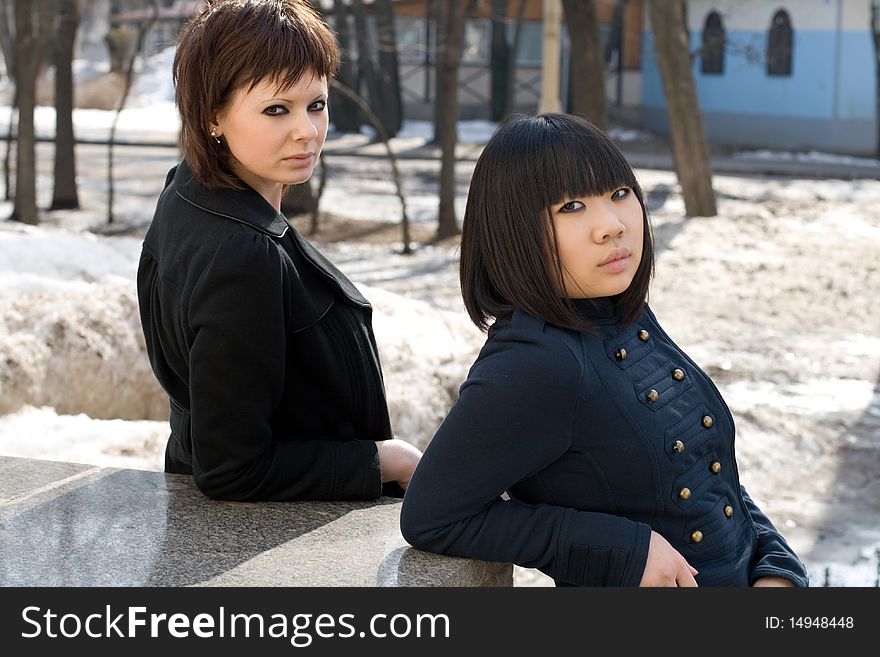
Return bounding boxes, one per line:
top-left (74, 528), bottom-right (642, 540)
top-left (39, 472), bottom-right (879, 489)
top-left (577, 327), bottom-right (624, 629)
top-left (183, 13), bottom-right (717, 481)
top-left (459, 112), bottom-right (654, 332)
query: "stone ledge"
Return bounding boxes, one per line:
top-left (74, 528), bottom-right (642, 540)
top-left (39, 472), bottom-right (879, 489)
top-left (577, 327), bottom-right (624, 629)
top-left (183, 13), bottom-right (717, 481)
top-left (0, 455), bottom-right (511, 587)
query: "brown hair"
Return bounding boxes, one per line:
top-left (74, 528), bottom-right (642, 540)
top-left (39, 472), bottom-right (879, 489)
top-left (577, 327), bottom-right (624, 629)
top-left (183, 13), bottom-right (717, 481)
top-left (174, 0), bottom-right (340, 188)
top-left (460, 112), bottom-right (654, 332)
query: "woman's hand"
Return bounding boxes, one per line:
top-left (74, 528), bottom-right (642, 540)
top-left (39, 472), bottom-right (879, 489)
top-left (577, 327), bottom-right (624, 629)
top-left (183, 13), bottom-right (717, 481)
top-left (375, 439), bottom-right (423, 490)
top-left (752, 576), bottom-right (795, 587)
top-left (640, 530), bottom-right (699, 587)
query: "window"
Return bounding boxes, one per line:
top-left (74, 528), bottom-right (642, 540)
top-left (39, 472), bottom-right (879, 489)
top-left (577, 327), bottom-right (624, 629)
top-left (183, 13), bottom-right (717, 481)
top-left (395, 16), bottom-right (428, 63)
top-left (767, 9), bottom-right (793, 76)
top-left (506, 21), bottom-right (543, 65)
top-left (701, 11), bottom-right (724, 74)
top-left (462, 20), bottom-right (490, 63)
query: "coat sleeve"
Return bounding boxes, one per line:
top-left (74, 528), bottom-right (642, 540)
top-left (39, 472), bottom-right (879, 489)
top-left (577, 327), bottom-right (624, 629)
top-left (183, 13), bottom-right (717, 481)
top-left (741, 485), bottom-right (810, 586)
top-left (400, 325), bottom-right (651, 586)
top-left (186, 231), bottom-right (381, 501)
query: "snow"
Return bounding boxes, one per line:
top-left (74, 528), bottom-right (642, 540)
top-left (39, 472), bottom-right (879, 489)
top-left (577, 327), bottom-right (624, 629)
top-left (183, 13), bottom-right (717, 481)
top-left (734, 148), bottom-right (880, 168)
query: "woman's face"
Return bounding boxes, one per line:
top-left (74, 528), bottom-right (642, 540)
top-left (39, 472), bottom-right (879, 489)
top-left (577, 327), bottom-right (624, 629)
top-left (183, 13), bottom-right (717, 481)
top-left (212, 71), bottom-right (328, 210)
top-left (550, 186), bottom-right (644, 298)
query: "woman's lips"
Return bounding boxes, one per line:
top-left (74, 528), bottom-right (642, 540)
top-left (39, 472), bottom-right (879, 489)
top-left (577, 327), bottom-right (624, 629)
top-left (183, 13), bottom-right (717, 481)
top-left (283, 153), bottom-right (315, 167)
top-left (598, 247), bottom-right (632, 273)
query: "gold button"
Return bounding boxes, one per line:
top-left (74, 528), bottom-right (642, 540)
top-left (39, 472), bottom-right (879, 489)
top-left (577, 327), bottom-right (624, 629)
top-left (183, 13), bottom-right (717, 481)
top-left (638, 329), bottom-right (650, 342)
top-left (702, 415), bottom-right (714, 428)
top-left (672, 368), bottom-right (685, 381)
top-left (690, 530), bottom-right (703, 543)
top-left (615, 347), bottom-right (627, 361)
top-left (710, 461), bottom-right (721, 473)
top-left (646, 389), bottom-right (659, 403)
top-left (724, 505), bottom-right (734, 518)
top-left (672, 440), bottom-right (685, 454)
top-left (678, 487), bottom-right (691, 500)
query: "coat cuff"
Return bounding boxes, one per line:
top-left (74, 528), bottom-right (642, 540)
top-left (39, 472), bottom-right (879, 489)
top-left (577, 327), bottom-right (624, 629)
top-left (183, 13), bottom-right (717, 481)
top-left (330, 439), bottom-right (382, 500)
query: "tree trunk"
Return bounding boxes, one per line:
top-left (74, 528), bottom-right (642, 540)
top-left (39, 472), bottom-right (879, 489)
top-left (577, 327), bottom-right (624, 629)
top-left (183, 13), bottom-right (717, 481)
top-left (435, 0), bottom-right (467, 240)
top-left (608, 0), bottom-right (630, 108)
top-left (561, 0), bottom-right (607, 130)
top-left (51, 0), bottom-right (79, 211)
top-left (430, 0), bottom-right (443, 144)
top-left (648, 0), bottom-right (717, 217)
top-left (4, 92), bottom-right (15, 201)
top-left (489, 0), bottom-right (510, 122)
top-left (107, 0), bottom-right (158, 224)
top-left (330, 79), bottom-right (412, 253)
top-left (329, 0), bottom-right (360, 132)
top-left (374, 0), bottom-right (402, 136)
top-left (9, 0), bottom-right (45, 225)
top-left (350, 0), bottom-right (383, 138)
top-left (871, 1), bottom-right (880, 155)
top-left (504, 0), bottom-right (527, 115)
top-left (538, 0), bottom-right (562, 113)
top-left (0, 1), bottom-right (14, 201)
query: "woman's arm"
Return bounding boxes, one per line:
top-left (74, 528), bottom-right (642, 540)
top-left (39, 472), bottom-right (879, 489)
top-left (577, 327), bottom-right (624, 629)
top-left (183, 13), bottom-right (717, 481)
top-left (741, 486), bottom-right (810, 587)
top-left (400, 325), bottom-right (652, 586)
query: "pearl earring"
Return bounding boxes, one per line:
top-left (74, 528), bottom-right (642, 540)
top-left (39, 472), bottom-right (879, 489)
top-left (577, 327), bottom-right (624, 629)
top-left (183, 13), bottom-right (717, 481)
top-left (210, 128), bottom-right (221, 144)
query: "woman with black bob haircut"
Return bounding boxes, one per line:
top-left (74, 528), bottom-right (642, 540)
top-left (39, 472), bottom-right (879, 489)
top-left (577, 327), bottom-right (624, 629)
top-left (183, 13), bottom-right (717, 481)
top-left (400, 113), bottom-right (808, 587)
top-left (137, 0), bottom-right (421, 502)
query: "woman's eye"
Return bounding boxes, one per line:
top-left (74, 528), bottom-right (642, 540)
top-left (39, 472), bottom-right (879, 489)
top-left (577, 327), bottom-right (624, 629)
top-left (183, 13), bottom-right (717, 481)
top-left (309, 100), bottom-right (327, 112)
top-left (559, 200), bottom-right (584, 213)
top-left (611, 187), bottom-right (631, 200)
top-left (263, 105), bottom-right (288, 116)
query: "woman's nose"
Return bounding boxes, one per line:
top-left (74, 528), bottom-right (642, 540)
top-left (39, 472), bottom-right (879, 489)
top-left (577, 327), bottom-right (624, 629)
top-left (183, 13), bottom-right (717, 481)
top-left (290, 111), bottom-right (319, 141)
top-left (593, 201), bottom-right (626, 242)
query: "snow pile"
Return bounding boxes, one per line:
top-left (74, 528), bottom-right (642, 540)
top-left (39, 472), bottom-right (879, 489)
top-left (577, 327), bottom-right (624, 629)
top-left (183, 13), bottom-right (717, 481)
top-left (367, 285), bottom-right (483, 450)
top-left (0, 223), bottom-right (483, 464)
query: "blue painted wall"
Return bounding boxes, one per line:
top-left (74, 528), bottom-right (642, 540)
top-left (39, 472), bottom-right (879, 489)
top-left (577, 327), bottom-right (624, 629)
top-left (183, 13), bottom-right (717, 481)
top-left (641, 25), bottom-right (877, 151)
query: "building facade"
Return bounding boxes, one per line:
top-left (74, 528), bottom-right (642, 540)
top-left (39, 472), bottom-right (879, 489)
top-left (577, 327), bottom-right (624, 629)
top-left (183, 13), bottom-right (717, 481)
top-left (641, 0), bottom-right (879, 155)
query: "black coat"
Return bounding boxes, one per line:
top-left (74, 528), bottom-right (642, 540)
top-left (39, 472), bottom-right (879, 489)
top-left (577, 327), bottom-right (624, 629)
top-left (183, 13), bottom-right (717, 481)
top-left (400, 299), bottom-right (809, 587)
top-left (137, 161), bottom-right (393, 501)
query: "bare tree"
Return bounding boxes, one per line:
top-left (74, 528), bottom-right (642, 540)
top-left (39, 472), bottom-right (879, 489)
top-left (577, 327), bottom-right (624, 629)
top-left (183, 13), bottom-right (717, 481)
top-left (488, 0), bottom-right (528, 120)
top-left (648, 0), bottom-right (716, 217)
top-left (330, 79), bottom-right (411, 254)
top-left (489, 0), bottom-right (510, 122)
top-left (50, 0), bottom-right (79, 210)
top-left (374, 0), bottom-right (402, 136)
top-left (561, 0), bottom-right (607, 130)
top-left (872, 1), bottom-right (880, 155)
top-left (606, 0), bottom-right (630, 107)
top-left (350, 0), bottom-right (383, 134)
top-left (435, 0), bottom-right (472, 240)
top-left (107, 0), bottom-right (158, 224)
top-left (504, 0), bottom-right (527, 115)
top-left (0, 0), bottom-right (16, 200)
top-left (9, 0), bottom-right (52, 225)
top-left (328, 0), bottom-right (360, 132)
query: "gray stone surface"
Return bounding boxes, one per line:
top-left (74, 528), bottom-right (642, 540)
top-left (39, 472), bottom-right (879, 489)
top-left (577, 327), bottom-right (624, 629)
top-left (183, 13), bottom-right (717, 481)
top-left (0, 456), bottom-right (511, 587)
top-left (0, 456), bottom-right (96, 503)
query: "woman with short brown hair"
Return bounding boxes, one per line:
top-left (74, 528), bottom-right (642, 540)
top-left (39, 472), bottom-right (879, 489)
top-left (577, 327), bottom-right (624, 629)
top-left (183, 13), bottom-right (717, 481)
top-left (137, 0), bottom-right (421, 501)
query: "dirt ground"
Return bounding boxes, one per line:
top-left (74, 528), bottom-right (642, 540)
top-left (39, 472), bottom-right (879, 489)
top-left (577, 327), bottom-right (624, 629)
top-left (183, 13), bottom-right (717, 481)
top-left (301, 171), bottom-right (880, 587)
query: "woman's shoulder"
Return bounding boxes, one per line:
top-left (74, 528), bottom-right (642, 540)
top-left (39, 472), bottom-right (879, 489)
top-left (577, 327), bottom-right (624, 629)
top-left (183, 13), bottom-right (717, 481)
top-left (479, 310), bottom-right (585, 381)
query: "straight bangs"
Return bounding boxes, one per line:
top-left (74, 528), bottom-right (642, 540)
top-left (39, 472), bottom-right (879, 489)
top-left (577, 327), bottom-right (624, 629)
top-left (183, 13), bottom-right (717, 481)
top-left (214, 0), bottom-right (340, 97)
top-left (536, 122), bottom-right (640, 211)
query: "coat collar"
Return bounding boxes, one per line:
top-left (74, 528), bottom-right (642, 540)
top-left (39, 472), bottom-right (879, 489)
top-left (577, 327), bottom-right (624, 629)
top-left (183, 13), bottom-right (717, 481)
top-left (170, 160), bottom-right (290, 238)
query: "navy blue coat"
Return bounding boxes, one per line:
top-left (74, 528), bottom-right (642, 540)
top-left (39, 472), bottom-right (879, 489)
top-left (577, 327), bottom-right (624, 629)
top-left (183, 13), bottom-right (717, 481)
top-left (400, 299), bottom-right (809, 587)
top-left (137, 161), bottom-right (393, 501)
